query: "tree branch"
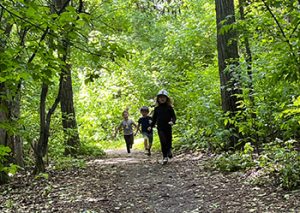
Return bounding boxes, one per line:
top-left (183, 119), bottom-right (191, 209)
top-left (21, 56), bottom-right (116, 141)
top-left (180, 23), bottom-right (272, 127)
top-left (78, 0), bottom-right (84, 13)
top-left (261, 0), bottom-right (299, 65)
top-left (0, 0), bottom-right (72, 64)
top-left (45, 77), bottom-right (62, 140)
top-left (0, 3), bottom-right (45, 33)
top-left (290, 21), bottom-right (300, 38)
top-left (27, 0), bottom-right (71, 63)
top-left (261, 0), bottom-right (287, 41)
top-left (0, 6), bottom-right (3, 22)
top-left (1, 1), bottom-right (126, 62)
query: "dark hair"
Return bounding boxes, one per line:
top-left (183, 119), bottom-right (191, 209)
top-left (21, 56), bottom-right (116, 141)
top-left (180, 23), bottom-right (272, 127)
top-left (156, 95), bottom-right (172, 106)
top-left (122, 110), bottom-right (128, 116)
top-left (140, 106), bottom-right (149, 112)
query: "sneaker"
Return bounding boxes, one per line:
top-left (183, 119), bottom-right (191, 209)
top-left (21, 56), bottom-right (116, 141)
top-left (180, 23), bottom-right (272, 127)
top-left (147, 149), bottom-right (151, 156)
top-left (162, 157), bottom-right (168, 165)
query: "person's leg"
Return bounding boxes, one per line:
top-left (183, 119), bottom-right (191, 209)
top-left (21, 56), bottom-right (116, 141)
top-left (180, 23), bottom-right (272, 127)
top-left (148, 134), bottom-right (153, 156)
top-left (143, 133), bottom-right (149, 152)
top-left (158, 130), bottom-right (168, 158)
top-left (166, 129), bottom-right (173, 158)
top-left (129, 134), bottom-right (134, 149)
top-left (144, 138), bottom-right (147, 149)
top-left (131, 133), bottom-right (134, 146)
top-left (148, 134), bottom-right (153, 149)
top-left (124, 135), bottom-right (131, 153)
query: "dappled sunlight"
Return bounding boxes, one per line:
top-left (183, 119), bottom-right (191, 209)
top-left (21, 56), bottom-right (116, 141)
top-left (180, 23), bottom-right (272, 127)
top-left (1, 0), bottom-right (300, 211)
top-left (88, 137), bottom-right (154, 165)
top-left (88, 156), bottom-right (144, 165)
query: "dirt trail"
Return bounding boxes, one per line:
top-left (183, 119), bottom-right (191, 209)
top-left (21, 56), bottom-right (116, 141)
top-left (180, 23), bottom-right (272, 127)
top-left (1, 148), bottom-right (300, 212)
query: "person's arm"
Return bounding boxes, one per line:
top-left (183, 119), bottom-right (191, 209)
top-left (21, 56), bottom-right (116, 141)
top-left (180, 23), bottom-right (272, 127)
top-left (147, 117), bottom-right (153, 131)
top-left (150, 108), bottom-right (157, 129)
top-left (135, 123), bottom-right (140, 136)
top-left (169, 107), bottom-right (176, 125)
top-left (114, 123), bottom-right (122, 138)
top-left (132, 120), bottom-right (138, 128)
top-left (133, 120), bottom-right (139, 134)
top-left (134, 118), bottom-right (141, 136)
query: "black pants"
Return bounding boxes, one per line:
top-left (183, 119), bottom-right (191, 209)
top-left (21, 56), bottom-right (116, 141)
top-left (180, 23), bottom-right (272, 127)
top-left (124, 134), bottom-right (134, 153)
top-left (158, 129), bottom-right (172, 158)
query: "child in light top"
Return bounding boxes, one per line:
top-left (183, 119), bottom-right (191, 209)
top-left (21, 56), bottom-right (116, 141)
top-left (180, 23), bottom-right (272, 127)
top-left (115, 110), bottom-right (137, 153)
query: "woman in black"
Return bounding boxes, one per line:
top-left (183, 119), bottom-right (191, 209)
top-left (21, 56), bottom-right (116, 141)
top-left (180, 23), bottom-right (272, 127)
top-left (151, 89), bottom-right (176, 164)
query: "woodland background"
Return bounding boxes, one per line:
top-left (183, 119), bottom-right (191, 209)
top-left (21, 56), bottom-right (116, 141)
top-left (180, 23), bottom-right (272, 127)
top-left (0, 0), bottom-right (300, 191)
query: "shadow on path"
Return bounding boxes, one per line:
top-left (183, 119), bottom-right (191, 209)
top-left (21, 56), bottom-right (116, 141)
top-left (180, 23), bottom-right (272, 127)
top-left (1, 149), bottom-right (300, 212)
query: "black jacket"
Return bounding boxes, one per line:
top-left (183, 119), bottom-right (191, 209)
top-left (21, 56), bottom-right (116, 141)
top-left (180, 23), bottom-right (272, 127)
top-left (151, 104), bottom-right (176, 131)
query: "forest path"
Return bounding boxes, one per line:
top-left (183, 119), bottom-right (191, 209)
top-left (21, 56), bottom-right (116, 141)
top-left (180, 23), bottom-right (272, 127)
top-left (1, 147), bottom-right (300, 212)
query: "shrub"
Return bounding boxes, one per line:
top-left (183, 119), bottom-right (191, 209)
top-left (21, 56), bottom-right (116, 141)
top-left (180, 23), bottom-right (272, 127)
top-left (213, 143), bottom-right (255, 172)
top-left (259, 139), bottom-right (300, 190)
top-left (0, 145), bottom-right (18, 184)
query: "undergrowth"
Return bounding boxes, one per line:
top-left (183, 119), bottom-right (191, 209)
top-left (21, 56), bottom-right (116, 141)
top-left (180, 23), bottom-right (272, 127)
top-left (212, 140), bottom-right (300, 190)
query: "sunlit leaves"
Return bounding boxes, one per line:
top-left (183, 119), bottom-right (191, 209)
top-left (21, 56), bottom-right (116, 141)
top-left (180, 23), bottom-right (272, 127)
top-left (0, 145), bottom-right (18, 177)
top-left (242, 0), bottom-right (300, 81)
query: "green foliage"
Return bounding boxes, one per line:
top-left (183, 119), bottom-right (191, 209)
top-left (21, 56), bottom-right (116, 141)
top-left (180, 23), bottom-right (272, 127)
top-left (51, 156), bottom-right (86, 171)
top-left (0, 146), bottom-right (11, 166)
top-left (78, 142), bottom-right (106, 157)
top-left (281, 96), bottom-right (300, 139)
top-left (35, 172), bottom-right (49, 180)
top-left (214, 140), bottom-right (300, 190)
top-left (48, 129), bottom-right (106, 158)
top-left (258, 139), bottom-right (300, 190)
top-left (0, 145), bottom-right (18, 177)
top-left (213, 143), bottom-right (255, 172)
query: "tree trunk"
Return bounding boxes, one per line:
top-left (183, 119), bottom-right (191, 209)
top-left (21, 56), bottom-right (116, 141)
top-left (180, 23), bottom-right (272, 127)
top-left (0, 23), bottom-right (26, 168)
top-left (0, 84), bottom-right (9, 184)
top-left (54, 0), bottom-right (80, 156)
top-left (60, 58), bottom-right (80, 156)
top-left (215, 0), bottom-right (241, 148)
top-left (12, 135), bottom-right (24, 167)
top-left (0, 19), bottom-right (21, 183)
top-left (0, 84), bottom-right (8, 146)
top-left (33, 83), bottom-right (48, 174)
top-left (34, 80), bottom-right (61, 174)
top-left (0, 20), bottom-right (12, 147)
top-left (7, 89), bottom-right (24, 167)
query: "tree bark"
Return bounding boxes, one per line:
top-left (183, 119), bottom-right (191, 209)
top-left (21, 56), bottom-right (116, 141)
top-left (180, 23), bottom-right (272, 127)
top-left (60, 58), bottom-right (80, 156)
top-left (33, 83), bottom-right (48, 174)
top-left (0, 84), bottom-right (8, 146)
top-left (54, 0), bottom-right (80, 156)
top-left (0, 18), bottom-right (12, 147)
top-left (7, 91), bottom-right (24, 167)
top-left (215, 0), bottom-right (241, 148)
top-left (0, 22), bottom-right (27, 168)
top-left (0, 15), bottom-right (23, 183)
top-left (34, 81), bottom-right (61, 174)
